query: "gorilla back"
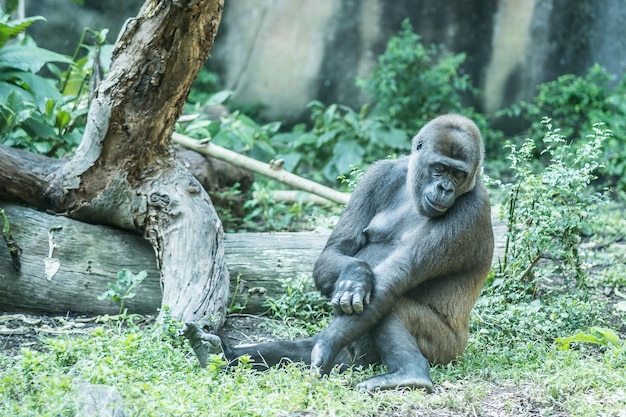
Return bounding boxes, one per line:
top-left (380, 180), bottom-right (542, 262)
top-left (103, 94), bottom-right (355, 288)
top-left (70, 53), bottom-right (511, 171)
top-left (185, 114), bottom-right (494, 392)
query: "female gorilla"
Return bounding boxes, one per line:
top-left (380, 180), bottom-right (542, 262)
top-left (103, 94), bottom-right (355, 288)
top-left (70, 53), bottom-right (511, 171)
top-left (185, 114), bottom-right (494, 392)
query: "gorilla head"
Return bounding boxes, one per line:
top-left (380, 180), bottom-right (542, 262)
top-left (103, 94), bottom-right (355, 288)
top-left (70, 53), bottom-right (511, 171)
top-left (407, 114), bottom-right (484, 217)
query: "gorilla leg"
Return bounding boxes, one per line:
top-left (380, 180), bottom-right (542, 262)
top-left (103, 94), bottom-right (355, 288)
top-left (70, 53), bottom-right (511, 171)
top-left (224, 337), bottom-right (317, 369)
top-left (184, 323), bottom-right (378, 371)
top-left (357, 312), bottom-right (433, 392)
top-left (355, 297), bottom-right (468, 391)
top-left (184, 322), bottom-right (319, 369)
top-left (224, 335), bottom-right (379, 371)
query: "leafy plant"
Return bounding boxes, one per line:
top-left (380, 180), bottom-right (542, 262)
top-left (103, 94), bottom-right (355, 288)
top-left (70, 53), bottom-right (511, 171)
top-left (359, 18), bottom-right (477, 135)
top-left (187, 67), bottom-right (220, 104)
top-left (179, 90), bottom-right (279, 163)
top-left (272, 101), bottom-right (407, 183)
top-left (498, 118), bottom-right (609, 282)
top-left (0, 10), bottom-right (109, 157)
top-left (240, 182), bottom-right (312, 232)
top-left (500, 64), bottom-right (626, 189)
top-left (265, 275), bottom-right (332, 332)
top-left (556, 327), bottom-right (624, 355)
top-left (98, 268), bottom-right (147, 315)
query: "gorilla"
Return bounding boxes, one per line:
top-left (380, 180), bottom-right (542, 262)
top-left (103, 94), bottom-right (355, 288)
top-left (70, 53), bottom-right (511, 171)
top-left (185, 114), bottom-right (494, 392)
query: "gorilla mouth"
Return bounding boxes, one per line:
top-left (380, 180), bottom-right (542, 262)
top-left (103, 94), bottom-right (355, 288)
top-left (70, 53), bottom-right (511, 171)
top-left (425, 197), bottom-right (449, 214)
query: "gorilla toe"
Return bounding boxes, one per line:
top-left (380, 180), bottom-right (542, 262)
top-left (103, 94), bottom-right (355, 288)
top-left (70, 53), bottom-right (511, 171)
top-left (356, 371), bottom-right (433, 393)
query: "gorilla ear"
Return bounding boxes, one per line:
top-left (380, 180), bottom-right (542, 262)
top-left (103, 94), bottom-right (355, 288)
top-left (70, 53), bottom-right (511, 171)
top-left (414, 140), bottom-right (423, 151)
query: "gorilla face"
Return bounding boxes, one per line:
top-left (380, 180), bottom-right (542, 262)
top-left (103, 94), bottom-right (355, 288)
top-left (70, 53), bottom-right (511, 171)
top-left (422, 160), bottom-right (469, 217)
top-left (407, 115), bottom-right (482, 218)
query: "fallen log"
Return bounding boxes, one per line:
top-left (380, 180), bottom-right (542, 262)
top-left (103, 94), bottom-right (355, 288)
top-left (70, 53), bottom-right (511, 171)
top-left (0, 202), bottom-right (505, 315)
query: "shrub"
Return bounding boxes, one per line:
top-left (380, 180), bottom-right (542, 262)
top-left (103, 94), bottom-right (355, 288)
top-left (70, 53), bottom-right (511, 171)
top-left (501, 64), bottom-right (626, 190)
top-left (358, 18), bottom-right (477, 134)
top-left (498, 118), bottom-right (609, 282)
top-left (271, 101), bottom-right (407, 183)
top-left (0, 10), bottom-right (109, 157)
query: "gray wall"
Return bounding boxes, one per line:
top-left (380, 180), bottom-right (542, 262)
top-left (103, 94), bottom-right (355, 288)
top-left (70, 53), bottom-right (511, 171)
top-left (24, 0), bottom-right (626, 125)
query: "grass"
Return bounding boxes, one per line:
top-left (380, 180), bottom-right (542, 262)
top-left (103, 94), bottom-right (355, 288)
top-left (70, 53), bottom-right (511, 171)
top-left (1, 285), bottom-right (624, 417)
top-left (1, 323), bottom-right (624, 416)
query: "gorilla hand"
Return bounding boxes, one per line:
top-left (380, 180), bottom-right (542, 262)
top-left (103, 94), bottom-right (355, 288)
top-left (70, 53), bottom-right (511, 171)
top-left (331, 263), bottom-right (373, 315)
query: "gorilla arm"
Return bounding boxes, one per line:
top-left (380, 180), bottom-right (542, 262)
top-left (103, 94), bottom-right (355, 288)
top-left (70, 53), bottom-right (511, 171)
top-left (313, 160), bottom-right (408, 314)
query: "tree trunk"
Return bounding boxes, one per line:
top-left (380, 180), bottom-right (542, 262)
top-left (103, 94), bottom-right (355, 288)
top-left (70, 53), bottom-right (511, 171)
top-left (0, 0), bottom-right (228, 327)
top-left (0, 202), bottom-right (328, 315)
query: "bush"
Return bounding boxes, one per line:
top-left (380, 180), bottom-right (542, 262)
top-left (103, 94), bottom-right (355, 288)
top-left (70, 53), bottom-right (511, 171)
top-left (501, 64), bottom-right (626, 190)
top-left (271, 101), bottom-right (407, 183)
top-left (358, 18), bottom-right (477, 134)
top-left (0, 11), bottom-right (109, 157)
top-left (498, 118), bottom-right (609, 282)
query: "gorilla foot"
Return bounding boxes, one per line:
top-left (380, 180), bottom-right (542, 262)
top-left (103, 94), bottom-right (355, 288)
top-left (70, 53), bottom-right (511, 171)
top-left (182, 322), bottom-right (223, 368)
top-left (310, 338), bottom-right (338, 375)
top-left (356, 371), bottom-right (433, 393)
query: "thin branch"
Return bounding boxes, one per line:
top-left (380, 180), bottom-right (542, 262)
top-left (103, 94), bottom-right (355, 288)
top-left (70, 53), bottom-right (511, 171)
top-left (172, 132), bottom-right (351, 205)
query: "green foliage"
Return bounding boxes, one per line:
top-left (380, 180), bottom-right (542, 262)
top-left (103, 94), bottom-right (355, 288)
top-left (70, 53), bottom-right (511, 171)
top-left (0, 11), bottom-right (108, 157)
top-left (98, 269), bottom-right (147, 315)
top-left (475, 272), bottom-right (608, 348)
top-left (0, 13), bottom-right (44, 47)
top-left (501, 64), bottom-right (626, 189)
top-left (556, 327), bottom-right (624, 355)
top-left (272, 101), bottom-right (407, 183)
top-left (240, 182), bottom-right (309, 231)
top-left (179, 90), bottom-right (279, 162)
top-left (359, 19), bottom-right (476, 134)
top-left (187, 67), bottom-right (220, 104)
top-left (337, 165), bottom-right (365, 192)
top-left (498, 118), bottom-right (609, 282)
top-left (265, 275), bottom-right (332, 334)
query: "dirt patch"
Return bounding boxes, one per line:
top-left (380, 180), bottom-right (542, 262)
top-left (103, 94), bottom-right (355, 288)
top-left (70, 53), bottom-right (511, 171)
top-left (0, 312), bottom-right (278, 358)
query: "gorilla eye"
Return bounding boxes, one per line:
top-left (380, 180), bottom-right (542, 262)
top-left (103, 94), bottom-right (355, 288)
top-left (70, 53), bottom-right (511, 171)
top-left (432, 163), bottom-right (446, 175)
top-left (453, 170), bottom-right (467, 183)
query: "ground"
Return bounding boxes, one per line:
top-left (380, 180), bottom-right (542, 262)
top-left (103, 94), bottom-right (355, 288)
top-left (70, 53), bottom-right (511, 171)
top-left (1, 310), bottom-right (619, 417)
top-left (0, 312), bottom-right (277, 358)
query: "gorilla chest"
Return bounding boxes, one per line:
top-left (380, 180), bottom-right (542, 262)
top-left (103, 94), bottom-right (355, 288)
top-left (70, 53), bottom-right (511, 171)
top-left (362, 200), bottom-right (424, 245)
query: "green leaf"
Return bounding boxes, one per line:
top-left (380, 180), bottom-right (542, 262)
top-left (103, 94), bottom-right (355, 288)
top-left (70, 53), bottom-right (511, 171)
top-left (55, 110), bottom-right (71, 130)
top-left (206, 90), bottom-right (232, 106)
top-left (21, 116), bottom-right (56, 139)
top-left (0, 71), bottom-right (63, 111)
top-left (0, 44), bottom-right (72, 73)
top-left (0, 16), bottom-right (46, 48)
top-left (372, 126), bottom-right (410, 149)
top-left (332, 140), bottom-right (365, 175)
top-left (316, 130), bottom-right (339, 146)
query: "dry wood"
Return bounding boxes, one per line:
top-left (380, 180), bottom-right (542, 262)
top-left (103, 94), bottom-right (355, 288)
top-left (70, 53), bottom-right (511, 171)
top-left (0, 202), bottom-right (506, 315)
top-left (173, 133), bottom-right (351, 205)
top-left (0, 1), bottom-right (230, 326)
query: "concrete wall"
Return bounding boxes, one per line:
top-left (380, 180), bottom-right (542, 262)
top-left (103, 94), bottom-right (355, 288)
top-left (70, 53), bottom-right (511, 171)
top-left (24, 0), bottom-right (626, 124)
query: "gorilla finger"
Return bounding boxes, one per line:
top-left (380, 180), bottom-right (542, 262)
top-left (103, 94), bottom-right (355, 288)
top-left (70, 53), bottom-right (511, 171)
top-left (331, 292), bottom-right (342, 308)
top-left (339, 293), bottom-right (354, 315)
top-left (364, 291), bottom-right (371, 305)
top-left (352, 293), bottom-right (364, 314)
top-left (331, 293), bottom-right (346, 315)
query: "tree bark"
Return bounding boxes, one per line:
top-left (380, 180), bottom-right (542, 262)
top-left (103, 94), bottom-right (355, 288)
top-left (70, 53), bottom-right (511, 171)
top-left (0, 202), bottom-right (328, 315)
top-left (0, 1), bottom-right (229, 327)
